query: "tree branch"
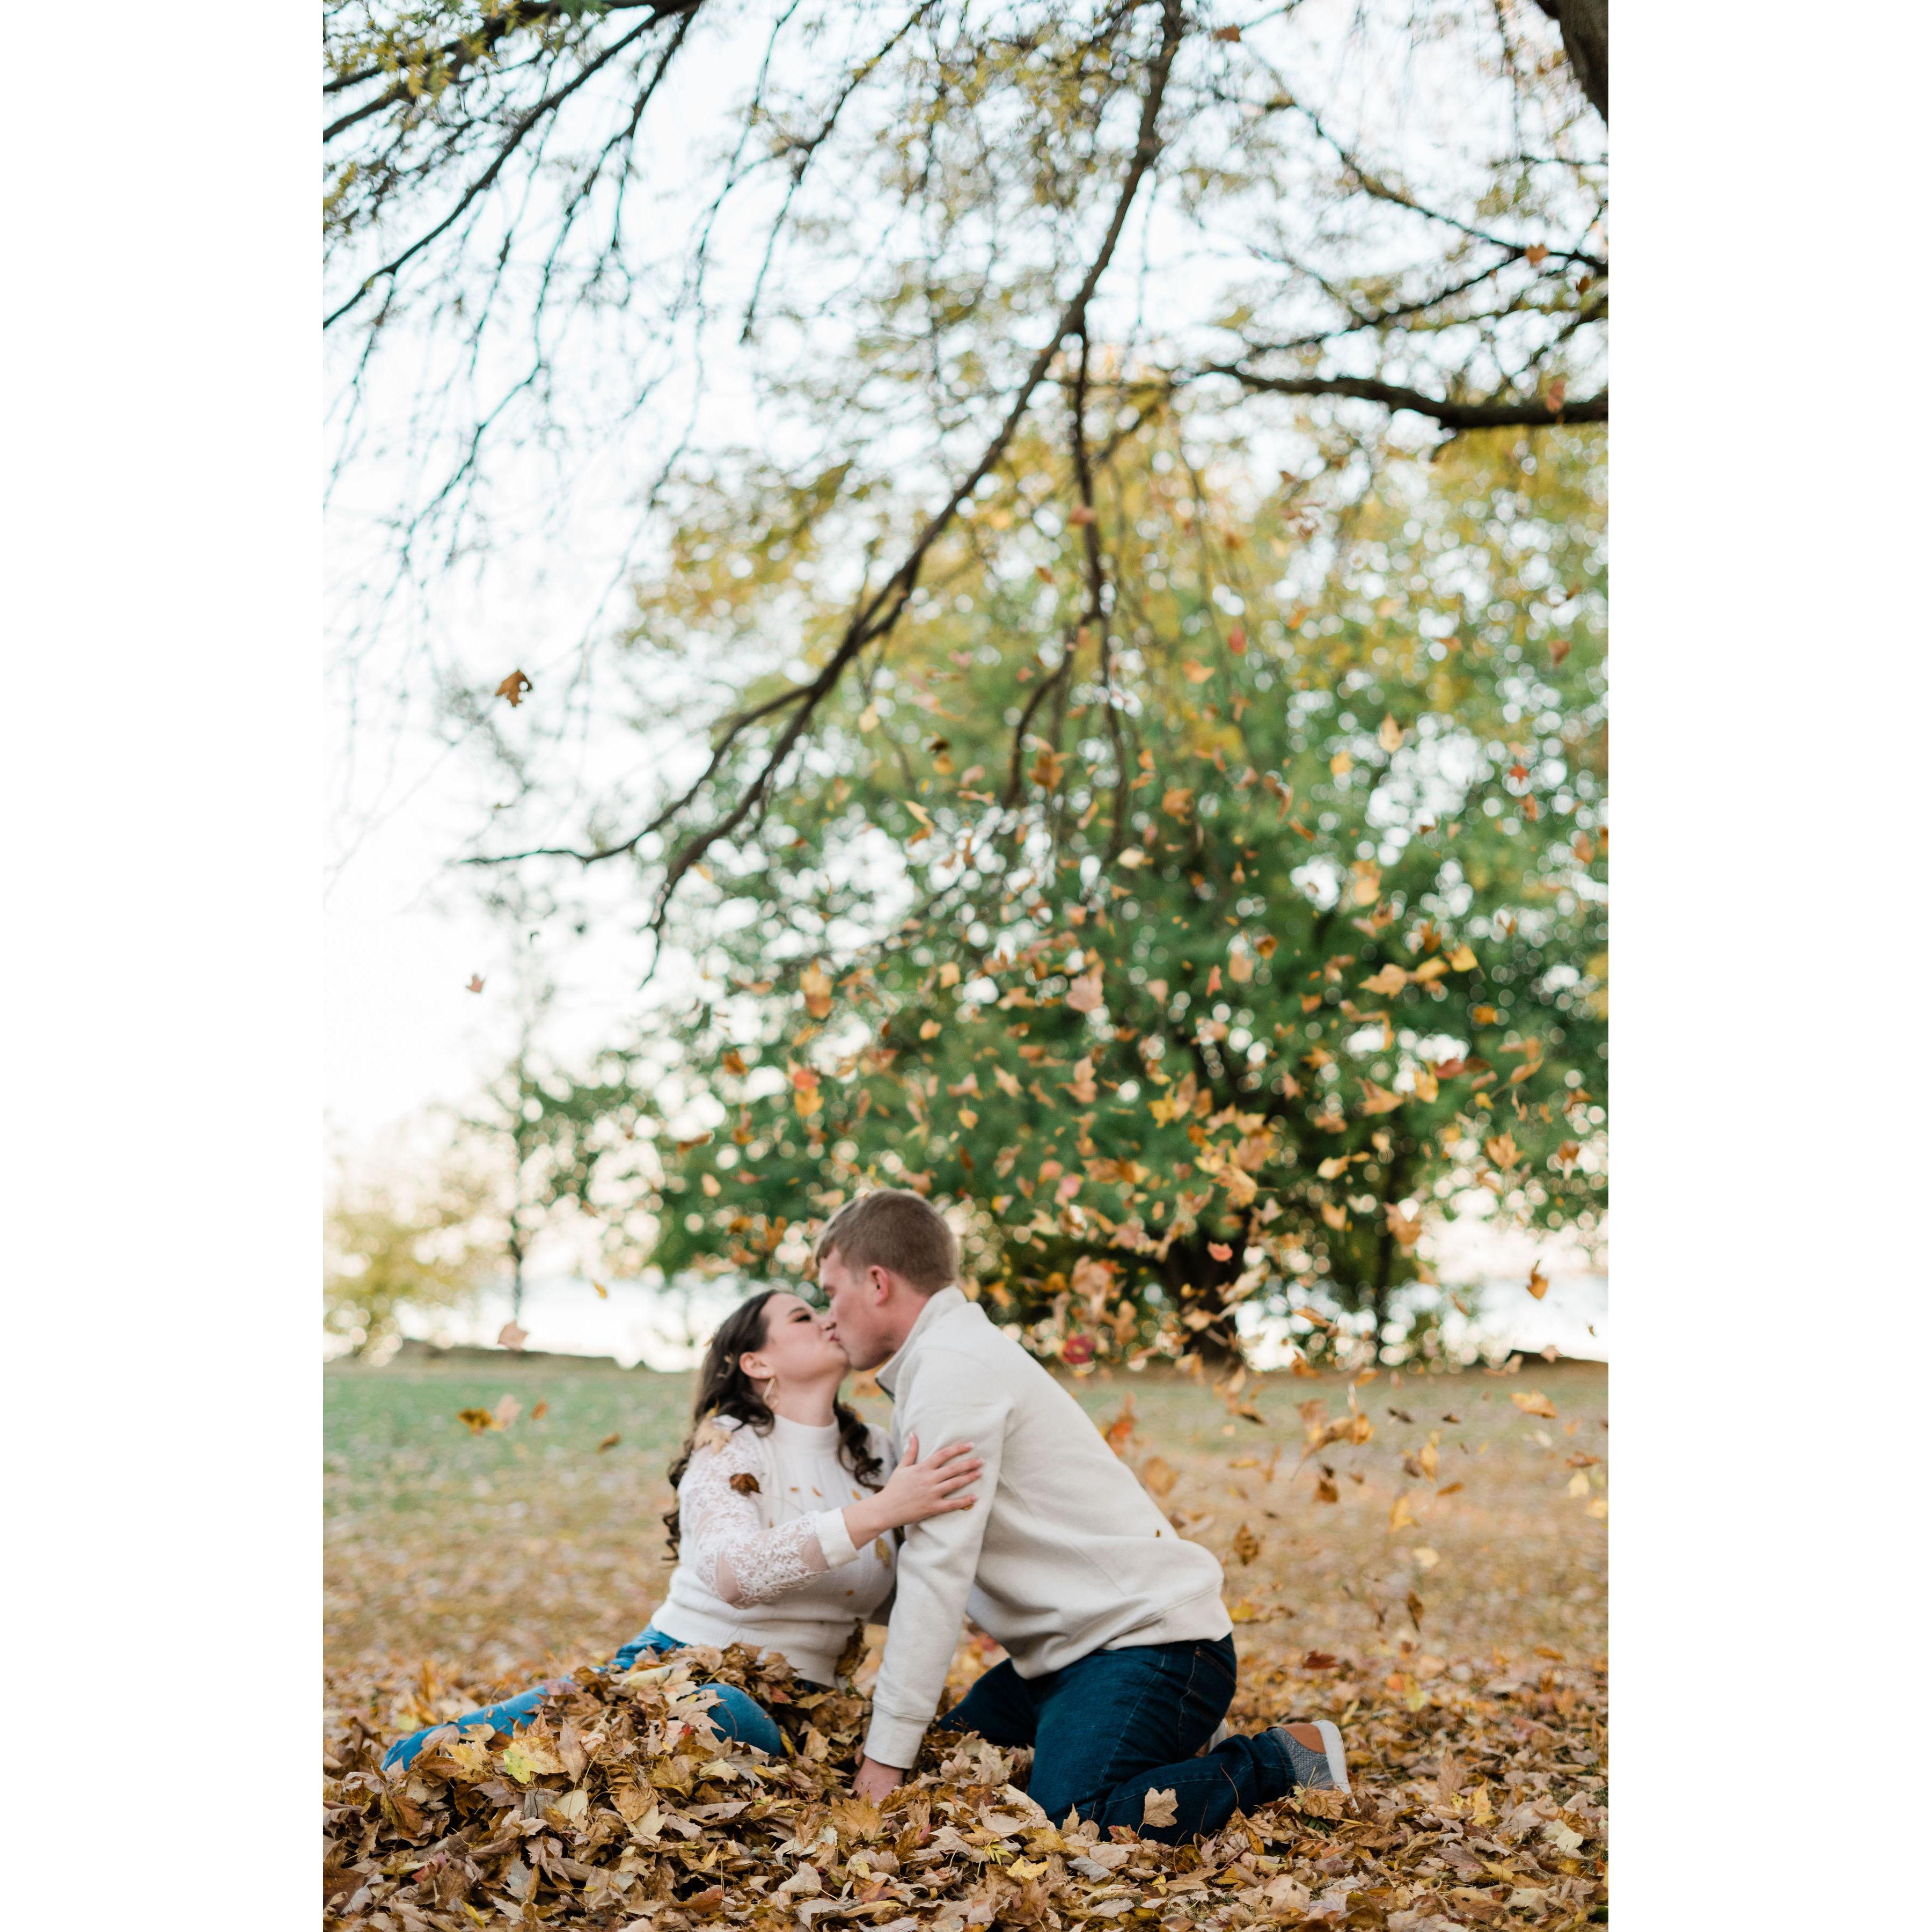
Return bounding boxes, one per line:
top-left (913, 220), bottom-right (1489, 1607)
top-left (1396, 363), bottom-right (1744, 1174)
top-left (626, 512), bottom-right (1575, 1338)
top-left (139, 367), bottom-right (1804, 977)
top-left (1208, 367), bottom-right (1607, 431)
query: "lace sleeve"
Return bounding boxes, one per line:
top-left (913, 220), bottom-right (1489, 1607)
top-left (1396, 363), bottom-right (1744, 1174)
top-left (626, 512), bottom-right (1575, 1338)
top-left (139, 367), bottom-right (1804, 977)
top-left (680, 1428), bottom-right (832, 1607)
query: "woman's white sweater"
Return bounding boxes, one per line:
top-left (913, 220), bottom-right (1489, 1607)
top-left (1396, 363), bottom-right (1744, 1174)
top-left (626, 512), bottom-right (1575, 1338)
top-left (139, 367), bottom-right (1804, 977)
top-left (644, 1412), bottom-right (898, 1688)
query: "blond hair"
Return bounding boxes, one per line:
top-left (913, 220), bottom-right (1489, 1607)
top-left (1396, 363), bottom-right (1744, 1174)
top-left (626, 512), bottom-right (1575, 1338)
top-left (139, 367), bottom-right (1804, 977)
top-left (814, 1189), bottom-right (958, 1293)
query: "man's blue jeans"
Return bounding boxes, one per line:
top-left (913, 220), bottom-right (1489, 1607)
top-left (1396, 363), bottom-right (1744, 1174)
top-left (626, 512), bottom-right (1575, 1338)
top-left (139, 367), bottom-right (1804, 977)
top-left (933, 1635), bottom-right (1295, 1842)
top-left (380, 1626), bottom-right (792, 1773)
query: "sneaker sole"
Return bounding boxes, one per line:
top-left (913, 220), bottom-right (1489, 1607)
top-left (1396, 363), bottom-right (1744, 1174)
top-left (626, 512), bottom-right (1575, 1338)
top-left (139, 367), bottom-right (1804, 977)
top-left (1309, 1718), bottom-right (1350, 1795)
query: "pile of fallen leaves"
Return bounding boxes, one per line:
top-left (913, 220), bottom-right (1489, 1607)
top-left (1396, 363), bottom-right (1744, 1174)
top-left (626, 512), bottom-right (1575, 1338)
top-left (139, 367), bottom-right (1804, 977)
top-left (324, 1640), bottom-right (1606, 1930)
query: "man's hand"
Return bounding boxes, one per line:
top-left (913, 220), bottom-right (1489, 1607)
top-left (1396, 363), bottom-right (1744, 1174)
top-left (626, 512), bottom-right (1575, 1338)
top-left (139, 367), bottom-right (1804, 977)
top-left (853, 1754), bottom-right (906, 1801)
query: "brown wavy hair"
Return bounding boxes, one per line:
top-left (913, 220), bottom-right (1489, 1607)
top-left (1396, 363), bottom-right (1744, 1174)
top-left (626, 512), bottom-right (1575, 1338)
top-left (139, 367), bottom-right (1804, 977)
top-left (662, 1287), bottom-right (884, 1558)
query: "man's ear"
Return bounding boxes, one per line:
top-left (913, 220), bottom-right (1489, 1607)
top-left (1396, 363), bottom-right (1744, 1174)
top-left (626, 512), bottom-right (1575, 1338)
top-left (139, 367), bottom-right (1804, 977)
top-left (869, 1264), bottom-right (893, 1303)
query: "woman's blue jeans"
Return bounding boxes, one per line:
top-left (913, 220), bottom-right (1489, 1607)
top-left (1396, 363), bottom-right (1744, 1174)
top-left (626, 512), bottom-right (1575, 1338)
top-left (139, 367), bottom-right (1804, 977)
top-left (381, 1625), bottom-right (792, 1773)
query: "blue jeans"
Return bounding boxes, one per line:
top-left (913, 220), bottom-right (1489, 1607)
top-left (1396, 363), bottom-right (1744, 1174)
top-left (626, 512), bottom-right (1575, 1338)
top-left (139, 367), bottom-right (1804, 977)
top-left (381, 1625), bottom-right (792, 1773)
top-left (934, 1635), bottom-right (1294, 1842)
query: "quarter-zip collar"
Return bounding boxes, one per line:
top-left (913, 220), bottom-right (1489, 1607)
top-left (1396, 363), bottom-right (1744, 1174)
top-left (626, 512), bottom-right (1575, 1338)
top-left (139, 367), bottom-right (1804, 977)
top-left (874, 1284), bottom-right (967, 1401)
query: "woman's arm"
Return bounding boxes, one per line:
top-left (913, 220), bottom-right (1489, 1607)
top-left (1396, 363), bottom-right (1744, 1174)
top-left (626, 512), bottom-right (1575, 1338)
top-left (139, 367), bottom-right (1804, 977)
top-left (680, 1433), bottom-right (834, 1607)
top-left (839, 1436), bottom-right (982, 1552)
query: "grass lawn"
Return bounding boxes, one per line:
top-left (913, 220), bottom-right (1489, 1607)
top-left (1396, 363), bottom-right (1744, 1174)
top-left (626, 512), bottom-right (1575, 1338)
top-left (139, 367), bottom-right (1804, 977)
top-left (326, 1352), bottom-right (1606, 1693)
top-left (326, 1351), bottom-right (1608, 1929)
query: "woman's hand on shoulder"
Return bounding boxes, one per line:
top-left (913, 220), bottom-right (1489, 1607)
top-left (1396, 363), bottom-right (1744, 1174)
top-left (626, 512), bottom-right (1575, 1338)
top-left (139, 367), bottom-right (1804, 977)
top-left (864, 1435), bottom-right (982, 1534)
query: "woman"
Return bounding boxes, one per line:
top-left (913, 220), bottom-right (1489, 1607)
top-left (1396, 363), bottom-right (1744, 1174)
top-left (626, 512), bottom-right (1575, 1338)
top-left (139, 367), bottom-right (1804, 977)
top-left (382, 1288), bottom-right (979, 1772)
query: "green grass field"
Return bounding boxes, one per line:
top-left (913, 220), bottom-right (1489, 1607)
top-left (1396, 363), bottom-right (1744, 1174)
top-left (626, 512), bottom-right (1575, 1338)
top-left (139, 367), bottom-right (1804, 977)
top-left (326, 1352), bottom-right (1608, 1696)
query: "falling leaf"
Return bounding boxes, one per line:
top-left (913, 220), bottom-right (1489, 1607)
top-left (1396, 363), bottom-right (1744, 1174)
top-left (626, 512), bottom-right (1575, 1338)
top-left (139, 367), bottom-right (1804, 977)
top-left (1161, 786), bottom-right (1194, 818)
top-left (1231, 1523), bottom-right (1261, 1565)
top-left (456, 1407), bottom-right (499, 1435)
top-left (1330, 751), bottom-right (1353, 778)
top-left (1102, 1396), bottom-right (1138, 1457)
top-left (1116, 847), bottom-right (1147, 868)
top-left (920, 1019), bottom-right (942, 1039)
top-left (1551, 636), bottom-right (1573, 667)
top-left (530, 1399), bottom-right (548, 1420)
top-left (1389, 1493), bottom-right (1418, 1532)
top-left (596, 1432), bottom-right (621, 1452)
top-left (1227, 624), bottom-right (1248, 654)
top-left (1378, 714), bottom-right (1404, 753)
top-left (1066, 971), bottom-right (1104, 1013)
top-left (1182, 660), bottom-right (1214, 684)
top-left (1526, 1265), bottom-right (1549, 1300)
top-left (1208, 1241), bottom-right (1233, 1262)
top-left (498, 1321), bottom-right (528, 1352)
top-left (493, 1394), bottom-right (520, 1430)
top-left (495, 669), bottom-right (532, 707)
top-left (1141, 1456), bottom-right (1177, 1498)
top-left (939, 961), bottom-right (961, 987)
top-left (1525, 243), bottom-right (1549, 267)
top-left (1511, 1390), bottom-right (1559, 1419)
top-left (1313, 1476), bottom-right (1339, 1504)
top-left (800, 964), bottom-right (833, 1018)
top-left (1414, 1547), bottom-right (1440, 1569)
top-left (593, 1280), bottom-right (610, 1299)
top-left (721, 1049), bottom-right (748, 1076)
top-left (465, 974), bottom-right (485, 994)
top-left (729, 1472), bottom-right (762, 1496)
top-left (1448, 945), bottom-right (1477, 971)
top-left (1067, 503), bottom-right (1096, 525)
top-left (1212, 23), bottom-right (1242, 41)
top-left (701, 1173), bottom-right (721, 1197)
top-left (1567, 1471), bottom-right (1590, 1498)
top-left (1141, 1788), bottom-right (1179, 1828)
top-left (1436, 1482), bottom-right (1464, 1498)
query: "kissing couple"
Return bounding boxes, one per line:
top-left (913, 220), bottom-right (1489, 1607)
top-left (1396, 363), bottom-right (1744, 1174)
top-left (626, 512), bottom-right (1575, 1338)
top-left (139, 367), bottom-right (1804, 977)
top-left (384, 1189), bottom-right (1348, 1841)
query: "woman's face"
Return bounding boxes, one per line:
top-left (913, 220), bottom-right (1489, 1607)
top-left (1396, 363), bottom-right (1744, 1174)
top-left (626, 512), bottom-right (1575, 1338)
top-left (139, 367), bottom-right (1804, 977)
top-left (738, 1292), bottom-right (847, 1391)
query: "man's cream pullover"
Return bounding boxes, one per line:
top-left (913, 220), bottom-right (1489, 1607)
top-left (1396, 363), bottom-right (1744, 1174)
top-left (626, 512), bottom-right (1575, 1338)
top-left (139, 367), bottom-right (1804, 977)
top-left (865, 1286), bottom-right (1231, 1770)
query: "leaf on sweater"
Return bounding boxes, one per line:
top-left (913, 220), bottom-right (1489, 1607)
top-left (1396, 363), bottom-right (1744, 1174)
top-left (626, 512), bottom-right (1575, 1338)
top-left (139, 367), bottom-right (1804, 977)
top-left (729, 1472), bottom-right (762, 1495)
top-left (1140, 1788), bottom-right (1179, 1828)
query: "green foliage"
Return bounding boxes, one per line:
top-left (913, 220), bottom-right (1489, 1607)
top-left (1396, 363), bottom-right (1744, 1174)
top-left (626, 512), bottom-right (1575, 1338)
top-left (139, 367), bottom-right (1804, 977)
top-left (558, 416), bottom-right (1605, 1372)
top-left (325, 1165), bottom-right (497, 1356)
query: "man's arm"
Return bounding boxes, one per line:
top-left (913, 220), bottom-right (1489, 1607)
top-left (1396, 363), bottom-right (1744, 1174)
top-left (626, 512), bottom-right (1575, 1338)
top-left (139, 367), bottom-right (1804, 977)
top-left (859, 1374), bottom-right (1010, 1779)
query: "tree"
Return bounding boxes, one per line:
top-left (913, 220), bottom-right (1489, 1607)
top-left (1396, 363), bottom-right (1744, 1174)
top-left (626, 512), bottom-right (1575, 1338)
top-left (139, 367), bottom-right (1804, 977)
top-left (326, 2), bottom-right (1608, 941)
top-left (535, 416), bottom-right (1605, 1376)
top-left (325, 1156), bottom-right (496, 1355)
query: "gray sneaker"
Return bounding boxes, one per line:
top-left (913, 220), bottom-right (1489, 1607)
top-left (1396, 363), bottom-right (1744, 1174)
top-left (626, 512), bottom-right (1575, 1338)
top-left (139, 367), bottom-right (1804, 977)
top-left (1267, 1719), bottom-right (1350, 1794)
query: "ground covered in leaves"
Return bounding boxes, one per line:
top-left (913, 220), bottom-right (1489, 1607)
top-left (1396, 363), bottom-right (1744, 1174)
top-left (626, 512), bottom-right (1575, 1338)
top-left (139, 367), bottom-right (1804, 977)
top-left (326, 1357), bottom-right (1607, 1929)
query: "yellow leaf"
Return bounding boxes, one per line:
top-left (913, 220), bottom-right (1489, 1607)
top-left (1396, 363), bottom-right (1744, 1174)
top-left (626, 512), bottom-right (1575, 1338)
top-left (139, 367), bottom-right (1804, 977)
top-left (1316, 1155), bottom-right (1351, 1180)
top-left (1349, 860), bottom-right (1380, 905)
top-left (1231, 1522), bottom-right (1261, 1565)
top-left (919, 1019), bottom-right (942, 1039)
top-left (800, 963), bottom-right (833, 1018)
top-left (1567, 1471), bottom-right (1590, 1498)
top-left (701, 1173), bottom-right (721, 1197)
top-left (1586, 1496), bottom-right (1609, 1520)
top-left (1448, 945), bottom-right (1477, 970)
top-left (1116, 847), bottom-right (1148, 869)
top-left (1378, 714), bottom-right (1404, 753)
top-left (1511, 1389), bottom-right (1559, 1419)
top-left (1182, 661), bottom-right (1214, 684)
top-left (1389, 1492), bottom-right (1418, 1532)
top-left (1360, 1080), bottom-right (1404, 1115)
top-left (1320, 1202), bottom-right (1348, 1231)
top-left (1484, 1132), bottom-right (1519, 1168)
top-left (939, 961), bottom-right (960, 987)
top-left (1141, 1455), bottom-right (1177, 1498)
top-left (1161, 786), bottom-right (1194, 817)
top-left (1414, 1546), bottom-right (1440, 1569)
top-left (1410, 957), bottom-right (1448, 983)
top-left (1227, 946), bottom-right (1253, 983)
top-left (1330, 751), bottom-right (1353, 778)
top-left (1526, 1264), bottom-right (1549, 1300)
top-left (1358, 964), bottom-right (1408, 997)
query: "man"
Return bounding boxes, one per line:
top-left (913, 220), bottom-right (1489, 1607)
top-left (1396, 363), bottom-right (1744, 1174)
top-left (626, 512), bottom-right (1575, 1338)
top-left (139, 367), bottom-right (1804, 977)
top-left (817, 1189), bottom-right (1348, 1842)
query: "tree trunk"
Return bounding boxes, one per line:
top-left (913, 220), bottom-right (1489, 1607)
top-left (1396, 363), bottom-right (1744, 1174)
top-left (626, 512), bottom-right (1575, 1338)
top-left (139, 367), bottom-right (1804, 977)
top-left (1533, 0), bottom-right (1608, 123)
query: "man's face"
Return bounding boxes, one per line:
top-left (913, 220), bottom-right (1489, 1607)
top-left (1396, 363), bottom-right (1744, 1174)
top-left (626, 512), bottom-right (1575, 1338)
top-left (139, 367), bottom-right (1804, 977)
top-left (819, 1246), bottom-right (895, 1371)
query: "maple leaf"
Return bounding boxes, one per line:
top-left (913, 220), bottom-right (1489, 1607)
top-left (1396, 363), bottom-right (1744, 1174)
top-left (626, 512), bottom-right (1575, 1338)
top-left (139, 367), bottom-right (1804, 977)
top-left (494, 669), bottom-right (532, 707)
top-left (1141, 1788), bottom-right (1179, 1828)
top-left (1065, 971), bottom-right (1104, 1013)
